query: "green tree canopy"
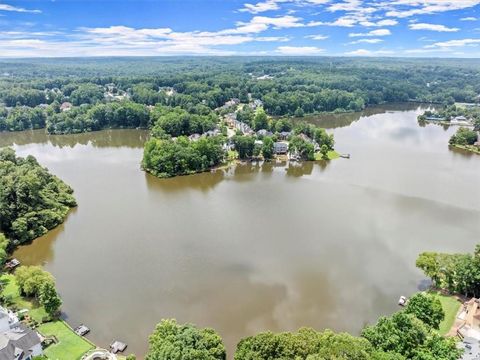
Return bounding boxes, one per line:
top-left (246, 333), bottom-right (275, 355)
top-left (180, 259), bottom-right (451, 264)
top-left (404, 293), bottom-right (445, 329)
top-left (146, 319), bottom-right (226, 360)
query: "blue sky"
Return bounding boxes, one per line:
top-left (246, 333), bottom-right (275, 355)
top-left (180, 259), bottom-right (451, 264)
top-left (0, 0), bottom-right (480, 57)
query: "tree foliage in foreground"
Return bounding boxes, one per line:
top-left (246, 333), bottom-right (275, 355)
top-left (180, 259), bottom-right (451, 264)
top-left (0, 147), bottom-right (77, 244)
top-left (362, 312), bottom-right (460, 360)
top-left (146, 319), bottom-right (226, 360)
top-left (404, 293), bottom-right (445, 329)
top-left (235, 328), bottom-right (395, 360)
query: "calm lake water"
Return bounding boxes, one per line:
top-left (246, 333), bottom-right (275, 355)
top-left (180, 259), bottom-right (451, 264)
top-left (1, 103), bottom-right (479, 358)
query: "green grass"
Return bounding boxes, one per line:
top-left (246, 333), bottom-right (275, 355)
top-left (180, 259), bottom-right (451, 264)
top-left (315, 150), bottom-right (340, 161)
top-left (429, 291), bottom-right (461, 336)
top-left (452, 144), bottom-right (480, 155)
top-left (0, 274), bottom-right (48, 323)
top-left (38, 321), bottom-right (94, 360)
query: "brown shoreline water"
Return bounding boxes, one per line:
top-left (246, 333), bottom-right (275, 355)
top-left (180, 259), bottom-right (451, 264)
top-left (1, 104), bottom-right (479, 358)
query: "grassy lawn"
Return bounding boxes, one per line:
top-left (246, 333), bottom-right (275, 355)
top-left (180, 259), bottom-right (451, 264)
top-left (452, 144), bottom-right (480, 155)
top-left (0, 274), bottom-right (48, 323)
top-left (429, 291), bottom-right (461, 336)
top-left (315, 150), bottom-right (340, 161)
top-left (38, 321), bottom-right (94, 360)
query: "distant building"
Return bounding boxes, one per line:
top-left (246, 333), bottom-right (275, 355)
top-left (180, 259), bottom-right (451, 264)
top-left (225, 113), bottom-right (237, 127)
top-left (249, 99), bottom-right (263, 110)
top-left (188, 133), bottom-right (201, 142)
top-left (256, 129), bottom-right (273, 137)
top-left (273, 142), bottom-right (288, 154)
top-left (60, 102), bottom-right (73, 112)
top-left (278, 131), bottom-right (292, 140)
top-left (256, 75), bottom-right (273, 80)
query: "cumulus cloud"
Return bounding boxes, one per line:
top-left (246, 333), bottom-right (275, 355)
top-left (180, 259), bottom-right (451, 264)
top-left (276, 45), bottom-right (324, 54)
top-left (345, 48), bottom-right (394, 56)
top-left (305, 34), bottom-right (329, 40)
top-left (348, 38), bottom-right (384, 44)
top-left (409, 23), bottom-right (459, 32)
top-left (427, 38), bottom-right (480, 48)
top-left (349, 29), bottom-right (391, 37)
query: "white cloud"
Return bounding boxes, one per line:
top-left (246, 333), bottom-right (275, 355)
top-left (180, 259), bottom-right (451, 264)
top-left (0, 3), bottom-right (41, 13)
top-left (345, 48), bottom-right (394, 56)
top-left (240, 0), bottom-right (283, 13)
top-left (349, 29), bottom-right (391, 37)
top-left (409, 23), bottom-right (459, 32)
top-left (461, 17), bottom-right (478, 21)
top-left (305, 34), bottom-right (329, 40)
top-left (427, 38), bottom-right (480, 48)
top-left (349, 38), bottom-right (384, 44)
top-left (383, 0), bottom-right (480, 18)
top-left (276, 45), bottom-right (324, 54)
top-left (359, 19), bottom-right (399, 27)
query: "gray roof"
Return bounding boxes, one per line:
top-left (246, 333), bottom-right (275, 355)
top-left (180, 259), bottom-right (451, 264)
top-left (0, 324), bottom-right (41, 360)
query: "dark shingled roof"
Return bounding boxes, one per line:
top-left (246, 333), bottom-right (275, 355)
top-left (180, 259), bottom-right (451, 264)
top-left (0, 323), bottom-right (41, 360)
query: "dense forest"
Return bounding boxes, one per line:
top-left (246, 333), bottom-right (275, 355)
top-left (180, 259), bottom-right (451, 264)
top-left (1, 58), bottom-right (480, 134)
top-left (0, 147), bottom-right (77, 247)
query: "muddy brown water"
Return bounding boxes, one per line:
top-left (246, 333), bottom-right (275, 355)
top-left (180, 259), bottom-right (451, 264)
top-left (1, 104), bottom-right (479, 358)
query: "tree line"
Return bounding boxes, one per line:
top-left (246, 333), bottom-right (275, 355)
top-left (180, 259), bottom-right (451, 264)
top-left (1, 58), bottom-right (480, 126)
top-left (144, 289), bottom-right (460, 360)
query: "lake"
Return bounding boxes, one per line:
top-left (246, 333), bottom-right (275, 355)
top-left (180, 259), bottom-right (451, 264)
top-left (1, 103), bottom-right (479, 358)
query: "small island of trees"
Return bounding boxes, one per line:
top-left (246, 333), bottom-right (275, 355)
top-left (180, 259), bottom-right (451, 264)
top-left (142, 105), bottom-right (336, 178)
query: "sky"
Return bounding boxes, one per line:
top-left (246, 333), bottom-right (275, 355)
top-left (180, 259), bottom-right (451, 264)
top-left (0, 0), bottom-right (480, 57)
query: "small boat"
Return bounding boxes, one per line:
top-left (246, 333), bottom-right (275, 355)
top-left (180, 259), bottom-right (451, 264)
top-left (340, 154), bottom-right (351, 159)
top-left (398, 296), bottom-right (407, 307)
top-left (74, 324), bottom-right (90, 336)
top-left (5, 259), bottom-right (20, 271)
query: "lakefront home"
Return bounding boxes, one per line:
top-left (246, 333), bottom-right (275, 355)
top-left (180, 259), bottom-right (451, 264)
top-left (0, 307), bottom-right (43, 360)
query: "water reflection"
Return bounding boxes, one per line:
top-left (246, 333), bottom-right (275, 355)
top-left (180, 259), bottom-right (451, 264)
top-left (298, 102), bottom-right (430, 129)
top-left (0, 129), bottom-right (148, 148)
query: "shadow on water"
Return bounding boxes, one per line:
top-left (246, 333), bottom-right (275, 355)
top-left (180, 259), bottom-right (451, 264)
top-left (0, 129), bottom-right (148, 148)
top-left (11, 208), bottom-right (77, 265)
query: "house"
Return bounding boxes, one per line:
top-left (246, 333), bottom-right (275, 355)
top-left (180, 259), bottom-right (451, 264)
top-left (249, 99), bottom-right (263, 110)
top-left (298, 133), bottom-right (313, 143)
top-left (425, 116), bottom-right (445, 121)
top-left (256, 75), bottom-right (273, 80)
top-left (254, 140), bottom-right (263, 146)
top-left (60, 102), bottom-right (73, 112)
top-left (224, 113), bottom-right (237, 127)
top-left (203, 129), bottom-right (221, 137)
top-left (278, 131), bottom-right (292, 140)
top-left (0, 323), bottom-right (43, 360)
top-left (189, 134), bottom-right (201, 142)
top-left (256, 129), bottom-right (273, 137)
top-left (0, 307), bottom-right (19, 332)
top-left (273, 142), bottom-right (288, 155)
top-left (451, 116), bottom-right (472, 126)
